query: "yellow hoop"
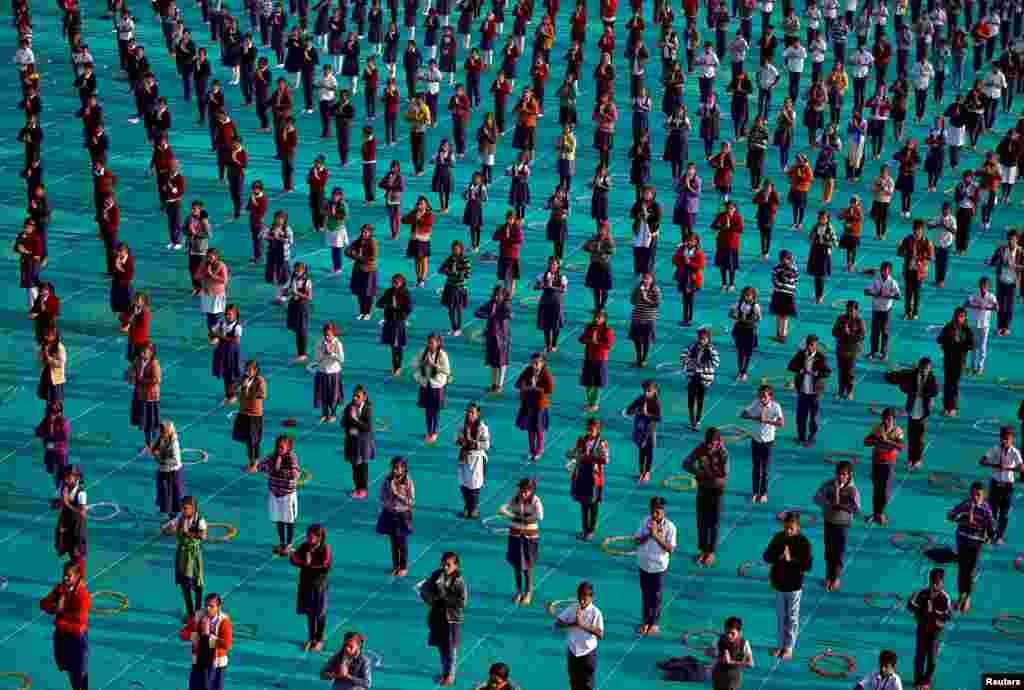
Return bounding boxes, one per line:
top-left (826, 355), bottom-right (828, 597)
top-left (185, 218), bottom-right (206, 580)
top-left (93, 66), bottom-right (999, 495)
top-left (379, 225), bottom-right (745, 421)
top-left (927, 471), bottom-right (968, 494)
top-left (661, 475), bottom-right (697, 492)
top-left (0, 673), bottom-right (31, 690)
top-left (823, 450), bottom-right (861, 466)
top-left (92, 591), bottom-right (129, 615)
top-left (545, 598), bottom-right (577, 618)
top-left (297, 469), bottom-right (313, 487)
top-left (599, 535), bottom-right (638, 557)
top-left (206, 522), bottom-right (239, 544)
top-left (681, 629), bottom-right (719, 652)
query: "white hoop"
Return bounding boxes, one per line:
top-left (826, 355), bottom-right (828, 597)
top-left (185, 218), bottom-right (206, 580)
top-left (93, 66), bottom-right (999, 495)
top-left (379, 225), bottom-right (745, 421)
top-left (88, 502), bottom-right (121, 522)
top-left (305, 361), bottom-right (320, 374)
top-left (481, 515), bottom-right (510, 536)
top-left (364, 650), bottom-right (386, 668)
top-left (620, 408), bottom-right (631, 419)
top-left (181, 448), bottom-right (210, 466)
top-left (973, 418), bottom-right (1002, 432)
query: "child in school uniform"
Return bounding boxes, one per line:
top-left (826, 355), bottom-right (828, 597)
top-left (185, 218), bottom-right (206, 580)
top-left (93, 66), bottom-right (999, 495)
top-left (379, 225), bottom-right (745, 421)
top-left (180, 593), bottom-right (233, 690)
top-left (813, 460), bottom-right (861, 591)
top-left (853, 650), bottom-right (903, 690)
top-left (534, 256), bottom-right (568, 353)
top-left (498, 478), bottom-right (542, 604)
top-left (729, 287), bottom-right (762, 381)
top-left (161, 496), bottom-right (207, 621)
top-left (378, 273), bottom-right (413, 375)
top-left (195, 248), bottom-right (230, 329)
top-left (554, 582), bottom-right (604, 690)
top-left (634, 496), bottom-right (677, 636)
top-left (906, 568), bottom-right (952, 690)
top-left (439, 240), bottom-right (472, 335)
top-left (110, 242), bottom-right (135, 327)
top-left (150, 420), bottom-right (185, 521)
top-left (978, 426), bottom-right (1022, 544)
top-left (420, 551), bottom-right (468, 687)
top-left (320, 631), bottom-right (372, 688)
top-left (14, 218), bottom-right (43, 309)
top-left (376, 455), bottom-right (415, 576)
top-left (515, 353), bottom-right (554, 461)
top-left (570, 418), bottom-right (610, 542)
top-left (125, 292), bottom-right (151, 362)
top-left (475, 286), bottom-right (513, 393)
top-left (325, 188), bottom-right (350, 274)
top-left (346, 224), bottom-right (380, 319)
top-left (965, 276), bottom-right (998, 375)
top-left (53, 465), bottom-right (88, 578)
top-left (290, 523), bottom-right (332, 651)
top-left (626, 380), bottom-right (661, 483)
top-left (37, 400), bottom-right (70, 487)
top-left (948, 482), bottom-right (996, 613)
top-left (413, 333), bottom-right (452, 443)
top-left (710, 616), bottom-right (754, 690)
top-left (234, 360), bottom-right (266, 464)
top-left (209, 304), bottom-right (242, 404)
top-left (763, 512), bottom-right (813, 660)
top-left (684, 428), bottom-right (729, 566)
top-left (40, 562), bottom-right (92, 690)
top-left (314, 322), bottom-right (344, 422)
top-left (474, 662), bottom-right (518, 690)
top-left (579, 310), bottom-right (615, 412)
top-left (740, 385), bottom-right (784, 503)
top-left (456, 402), bottom-right (490, 518)
top-left (281, 261), bottom-right (313, 363)
top-left (38, 328), bottom-right (67, 406)
top-left (493, 212), bottom-right (524, 296)
top-left (864, 407), bottom-right (904, 525)
top-left (262, 210), bottom-right (295, 287)
top-left (341, 386), bottom-right (375, 498)
top-left (768, 250), bottom-right (799, 342)
top-left (246, 435), bottom-right (301, 555)
top-left (126, 342), bottom-right (161, 449)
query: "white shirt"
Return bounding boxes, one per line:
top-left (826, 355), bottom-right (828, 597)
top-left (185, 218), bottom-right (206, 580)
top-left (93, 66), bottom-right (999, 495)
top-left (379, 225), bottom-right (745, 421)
top-left (635, 516), bottom-right (677, 573)
top-left (986, 444), bottom-right (1023, 483)
top-left (176, 512), bottom-right (208, 532)
top-left (931, 216), bottom-right (955, 249)
top-left (557, 603), bottom-right (604, 657)
top-left (783, 44), bottom-right (807, 72)
top-left (800, 354), bottom-right (817, 395)
top-left (744, 399), bottom-right (784, 443)
top-left (967, 289), bottom-right (998, 330)
top-left (858, 671), bottom-right (903, 690)
top-left (810, 38), bottom-right (827, 63)
top-left (911, 61), bottom-right (934, 90)
top-left (758, 63), bottom-right (780, 89)
top-left (319, 73), bottom-right (338, 101)
top-left (730, 37), bottom-right (749, 63)
top-left (695, 51), bottom-right (720, 79)
top-left (14, 47), bottom-right (34, 68)
top-left (316, 336), bottom-right (345, 374)
top-left (55, 484), bottom-right (87, 506)
top-left (851, 50), bottom-right (874, 78)
top-left (984, 70), bottom-right (1008, 98)
top-left (866, 276), bottom-right (901, 312)
top-left (457, 421), bottom-right (491, 489)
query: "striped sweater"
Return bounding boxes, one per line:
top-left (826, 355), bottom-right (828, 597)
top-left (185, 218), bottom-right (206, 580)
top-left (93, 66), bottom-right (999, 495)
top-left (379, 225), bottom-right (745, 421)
top-left (772, 263), bottom-right (800, 295)
top-left (256, 452), bottom-right (301, 497)
top-left (630, 284), bottom-right (661, 322)
top-left (948, 499), bottom-right (996, 543)
top-left (439, 254), bottom-right (472, 289)
top-left (681, 343), bottom-right (721, 386)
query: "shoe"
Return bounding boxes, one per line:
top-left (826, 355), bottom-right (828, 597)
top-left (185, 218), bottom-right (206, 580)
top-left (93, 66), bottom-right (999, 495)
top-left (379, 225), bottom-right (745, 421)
top-left (519, 592), bottom-right (532, 605)
top-left (781, 649), bottom-right (793, 660)
top-left (166, 242), bottom-right (175, 249)
top-left (173, 244), bottom-right (182, 250)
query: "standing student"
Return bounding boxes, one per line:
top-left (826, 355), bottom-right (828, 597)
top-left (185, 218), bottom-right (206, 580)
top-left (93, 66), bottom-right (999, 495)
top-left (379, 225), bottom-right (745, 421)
top-left (888, 358), bottom-right (939, 470)
top-left (161, 496), bottom-right (207, 621)
top-left (378, 163), bottom-right (406, 240)
top-left (324, 188), bottom-right (350, 274)
top-left (628, 273), bottom-right (660, 368)
top-left (979, 426), bottom-right (1022, 544)
top-left (740, 385), bottom-right (784, 503)
top-left (262, 210), bottom-right (295, 289)
top-left (456, 402), bottom-right (490, 519)
top-left (314, 323), bottom-right (344, 422)
top-left (342, 386), bottom-right (375, 498)
top-left (570, 418), bottom-right (609, 541)
top-left (710, 617), bottom-right (755, 690)
top-left (728, 287), bottom-right (761, 382)
top-left (493, 213), bottom-right (524, 295)
top-left (412, 333), bottom-right (452, 443)
top-left (583, 223), bottom-right (617, 313)
top-left (763, 512), bottom-right (813, 660)
top-left (965, 277), bottom-right (998, 375)
top-left (319, 631), bottom-right (372, 688)
top-left (684, 428), bottom-right (729, 566)
top-left (378, 274), bottom-right (413, 376)
top-left (671, 233), bottom-right (706, 327)
top-left (948, 482), bottom-right (996, 613)
top-left (110, 242), bottom-right (135, 326)
top-left (554, 582), bottom-right (604, 690)
top-left (346, 224), bottom-right (380, 320)
top-left (151, 420), bottom-right (184, 521)
top-left (53, 465), bottom-right (88, 578)
top-left (864, 262), bottom-right (900, 360)
top-left (420, 551), bottom-right (468, 687)
top-left (282, 262), bottom-right (313, 363)
top-left (831, 301), bottom-right (866, 400)
top-left (813, 461), bottom-right (861, 592)
top-left (37, 401), bottom-right (70, 487)
top-left (234, 360), bottom-right (267, 465)
top-left (681, 328), bottom-right (720, 429)
top-left (195, 248), bottom-right (230, 329)
top-left (515, 353), bottom-right (554, 461)
top-left (38, 328), bottom-right (67, 406)
top-left (534, 256), bottom-right (568, 352)
top-left (768, 250), bottom-right (799, 342)
top-left (499, 478), bottom-right (543, 604)
top-left (474, 662), bottom-right (516, 690)
top-left (438, 241), bottom-right (471, 335)
top-left (246, 435), bottom-right (301, 555)
top-left (377, 456), bottom-right (415, 576)
top-left (579, 311), bottom-right (615, 413)
top-left (787, 335), bottom-right (831, 447)
top-left (475, 286), bottom-right (512, 393)
top-left (180, 593), bottom-right (233, 690)
top-left (404, 195), bottom-right (436, 286)
top-left (896, 220), bottom-right (933, 320)
top-left (626, 381), bottom-right (661, 484)
top-left (209, 304), bottom-right (242, 404)
top-left (634, 496), bottom-right (677, 636)
top-left (936, 308), bottom-right (975, 417)
top-left (906, 568), bottom-right (952, 690)
top-left (127, 343), bottom-right (161, 449)
top-left (864, 408), bottom-right (905, 525)
top-left (289, 524), bottom-right (332, 652)
top-left (40, 562), bottom-right (92, 690)
top-left (853, 651), bottom-right (903, 690)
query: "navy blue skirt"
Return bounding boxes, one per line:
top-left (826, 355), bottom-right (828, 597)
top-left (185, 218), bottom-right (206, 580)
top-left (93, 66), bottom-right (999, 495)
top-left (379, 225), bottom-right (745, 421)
top-left (509, 178), bottom-right (530, 206)
top-left (314, 371), bottom-right (343, 412)
top-left (536, 300), bottom-right (565, 331)
top-left (54, 630), bottom-right (88, 679)
top-left (497, 257), bottom-right (520, 281)
top-left (579, 360), bottom-right (608, 388)
top-left (20, 257), bottom-right (39, 289)
top-left (37, 369), bottom-right (63, 403)
top-left (381, 319), bottom-right (408, 347)
top-left (506, 534), bottom-right (539, 570)
top-left (286, 299), bottom-right (309, 334)
top-left (350, 268), bottom-right (379, 297)
top-left (156, 469), bottom-right (185, 514)
top-left (628, 320), bottom-right (656, 343)
top-left (732, 324), bottom-right (759, 354)
top-left (189, 665), bottom-right (225, 690)
top-left (212, 341), bottom-right (241, 385)
top-left (232, 412), bottom-right (263, 447)
top-left (515, 406), bottom-right (549, 432)
top-left (296, 584), bottom-right (328, 616)
top-left (406, 239), bottom-right (431, 259)
top-left (441, 285), bottom-right (468, 309)
top-left (110, 283), bottom-right (134, 313)
top-left (806, 245), bottom-right (832, 277)
top-left (131, 399), bottom-right (160, 432)
top-left (417, 385), bottom-right (447, 410)
top-left (715, 247), bottom-right (740, 270)
top-left (45, 449), bottom-right (69, 477)
top-left (462, 200), bottom-right (483, 227)
top-left (591, 191), bottom-right (609, 220)
top-left (585, 263), bottom-right (613, 291)
top-left (768, 291), bottom-right (798, 318)
top-left (485, 335), bottom-right (511, 368)
top-left (546, 218), bottom-right (568, 243)
top-left (376, 508), bottom-right (413, 537)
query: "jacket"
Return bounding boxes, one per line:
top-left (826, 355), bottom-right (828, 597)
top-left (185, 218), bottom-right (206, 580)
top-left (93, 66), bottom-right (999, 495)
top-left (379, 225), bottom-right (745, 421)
top-left (831, 314), bottom-right (866, 357)
top-left (412, 348), bottom-right (452, 388)
top-left (180, 612), bottom-right (233, 667)
top-left (813, 478), bottom-right (861, 526)
top-left (786, 349), bottom-right (831, 396)
top-left (763, 532), bottom-right (813, 592)
top-left (126, 357), bottom-right (161, 401)
top-left (890, 366), bottom-right (939, 417)
top-left (238, 375), bottom-right (267, 416)
top-left (579, 324), bottom-right (615, 361)
top-left (683, 443), bottom-right (729, 489)
top-left (907, 587), bottom-right (953, 633)
top-left (40, 582), bottom-right (92, 636)
top-left (516, 365), bottom-right (554, 409)
top-left (421, 567), bottom-right (468, 624)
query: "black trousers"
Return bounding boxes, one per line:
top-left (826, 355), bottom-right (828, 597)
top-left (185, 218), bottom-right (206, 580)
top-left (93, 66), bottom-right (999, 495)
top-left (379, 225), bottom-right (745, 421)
top-left (580, 500), bottom-right (600, 534)
top-left (914, 626), bottom-right (941, 685)
top-left (567, 650), bottom-right (597, 690)
top-left (696, 486), bottom-right (722, 553)
top-left (351, 462), bottom-right (369, 490)
top-left (871, 462), bottom-right (894, 516)
top-left (908, 416), bottom-right (927, 463)
top-left (956, 535), bottom-right (981, 597)
top-left (870, 309), bottom-right (891, 356)
top-left (823, 522), bottom-right (848, 580)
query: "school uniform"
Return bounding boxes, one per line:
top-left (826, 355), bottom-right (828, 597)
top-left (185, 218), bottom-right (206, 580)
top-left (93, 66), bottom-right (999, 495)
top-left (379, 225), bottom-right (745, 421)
top-left (110, 253), bottom-right (135, 314)
top-left (502, 492), bottom-right (542, 570)
top-left (787, 349), bottom-right (830, 443)
top-left (579, 324), bottom-right (614, 391)
top-left (907, 587), bottom-right (952, 687)
top-left (515, 365), bottom-right (554, 437)
top-left (284, 272), bottom-right (313, 355)
top-left (345, 237), bottom-right (380, 315)
top-left (378, 287), bottom-right (413, 370)
top-left (685, 443), bottom-right (728, 555)
top-left (55, 482), bottom-right (88, 566)
top-left (256, 451), bottom-right (301, 528)
top-left (40, 579), bottom-right (92, 690)
top-left (536, 270), bottom-right (568, 335)
top-left (262, 224), bottom-right (294, 285)
top-left (493, 223), bottom-right (523, 282)
top-left (211, 318), bottom-right (242, 397)
top-left (813, 478), bottom-right (861, 581)
top-left (635, 515), bottom-right (677, 628)
top-left (730, 301), bottom-right (761, 375)
top-left (967, 288), bottom-right (999, 373)
top-left (856, 670), bottom-right (904, 690)
top-left (458, 421), bottom-right (490, 516)
top-left (711, 636), bottom-right (753, 690)
top-left (936, 320), bottom-right (974, 412)
top-left (289, 541), bottom-right (331, 643)
top-left (153, 434), bottom-right (184, 515)
top-left (626, 395), bottom-right (661, 477)
top-left (174, 512), bottom-right (207, 615)
top-left (763, 531), bottom-right (813, 652)
top-left (865, 275), bottom-right (901, 358)
top-left (127, 357), bottom-right (161, 442)
top-left (376, 474), bottom-right (415, 570)
top-left (181, 611), bottom-right (233, 690)
top-left (233, 375), bottom-right (267, 460)
top-left (413, 348), bottom-right (452, 435)
top-left (769, 263), bottom-right (800, 318)
top-left (314, 336), bottom-right (344, 416)
top-left (38, 341), bottom-right (67, 404)
top-left (571, 435), bottom-right (609, 536)
top-left (36, 413), bottom-right (70, 482)
top-left (322, 649), bottom-right (372, 690)
top-left (474, 297), bottom-right (512, 369)
top-left (324, 200), bottom-right (349, 272)
top-left (983, 443), bottom-right (1022, 540)
top-left (421, 567), bottom-right (468, 679)
top-left (341, 399), bottom-right (375, 491)
top-left (556, 601), bottom-right (603, 690)
top-left (948, 499), bottom-right (996, 598)
top-left (891, 366), bottom-right (939, 465)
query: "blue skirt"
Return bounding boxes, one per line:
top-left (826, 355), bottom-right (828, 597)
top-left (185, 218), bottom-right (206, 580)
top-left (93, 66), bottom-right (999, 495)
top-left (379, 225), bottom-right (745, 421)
top-left (441, 285), bottom-right (468, 309)
top-left (406, 239), bottom-right (432, 259)
top-left (714, 247), bottom-right (740, 271)
top-left (768, 291), bottom-right (798, 318)
top-left (417, 385), bottom-right (447, 410)
top-left (628, 320), bottom-right (656, 343)
top-left (497, 257), bottom-right (520, 281)
top-left (506, 534), bottom-right (539, 570)
top-left (462, 199), bottom-right (483, 227)
top-left (45, 449), bottom-right (69, 477)
top-left (156, 468), bottom-right (185, 514)
top-left (131, 399), bottom-right (160, 432)
top-left (314, 371), bottom-right (343, 412)
top-left (509, 178), bottom-right (530, 206)
top-left (54, 630), bottom-right (88, 680)
top-left (381, 319), bottom-right (407, 347)
top-left (485, 335), bottom-right (511, 368)
top-left (350, 268), bottom-right (379, 297)
top-left (212, 341), bottom-right (241, 385)
top-left (579, 360), bottom-right (608, 388)
top-left (536, 299), bottom-right (565, 331)
top-left (376, 508), bottom-right (413, 537)
top-left (591, 191), bottom-right (609, 220)
top-left (189, 665), bottom-right (225, 690)
top-left (286, 299), bottom-right (309, 334)
top-left (515, 406), bottom-right (549, 432)
top-left (20, 257), bottom-right (39, 289)
top-left (110, 283), bottom-right (134, 313)
top-left (584, 263), bottom-right (613, 291)
top-left (296, 584), bottom-right (328, 616)
top-left (732, 324), bottom-right (759, 354)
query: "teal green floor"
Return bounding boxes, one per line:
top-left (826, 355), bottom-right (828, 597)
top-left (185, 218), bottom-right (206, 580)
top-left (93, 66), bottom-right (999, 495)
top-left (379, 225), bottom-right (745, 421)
top-left (0, 1), bottom-right (1022, 689)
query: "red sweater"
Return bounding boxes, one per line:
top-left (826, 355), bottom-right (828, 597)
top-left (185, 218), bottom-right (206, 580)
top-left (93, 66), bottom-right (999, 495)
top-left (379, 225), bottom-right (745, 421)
top-left (579, 324), bottom-right (615, 361)
top-left (493, 223), bottom-right (523, 258)
top-left (129, 307), bottom-right (151, 345)
top-left (40, 583), bottom-right (92, 636)
top-left (713, 211), bottom-right (744, 250)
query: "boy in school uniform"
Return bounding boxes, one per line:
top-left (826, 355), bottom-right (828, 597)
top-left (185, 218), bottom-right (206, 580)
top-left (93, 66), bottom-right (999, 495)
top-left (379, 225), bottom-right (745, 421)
top-left (634, 496), bottom-right (677, 636)
top-left (740, 384), bottom-right (785, 503)
top-left (947, 482), bottom-right (996, 612)
top-left (864, 408), bottom-right (904, 525)
top-left (854, 650), bottom-right (903, 690)
top-left (555, 581), bottom-right (604, 690)
top-left (906, 568), bottom-right (952, 690)
top-left (786, 335), bottom-right (831, 447)
top-left (979, 425), bottom-right (1023, 544)
top-left (763, 512), bottom-right (813, 660)
top-left (964, 276), bottom-right (998, 375)
top-left (864, 261), bottom-right (901, 360)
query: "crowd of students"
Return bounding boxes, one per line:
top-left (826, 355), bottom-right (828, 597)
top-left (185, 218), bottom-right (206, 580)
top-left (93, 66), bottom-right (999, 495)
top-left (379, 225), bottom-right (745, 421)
top-left (13, 0), bottom-right (1024, 686)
